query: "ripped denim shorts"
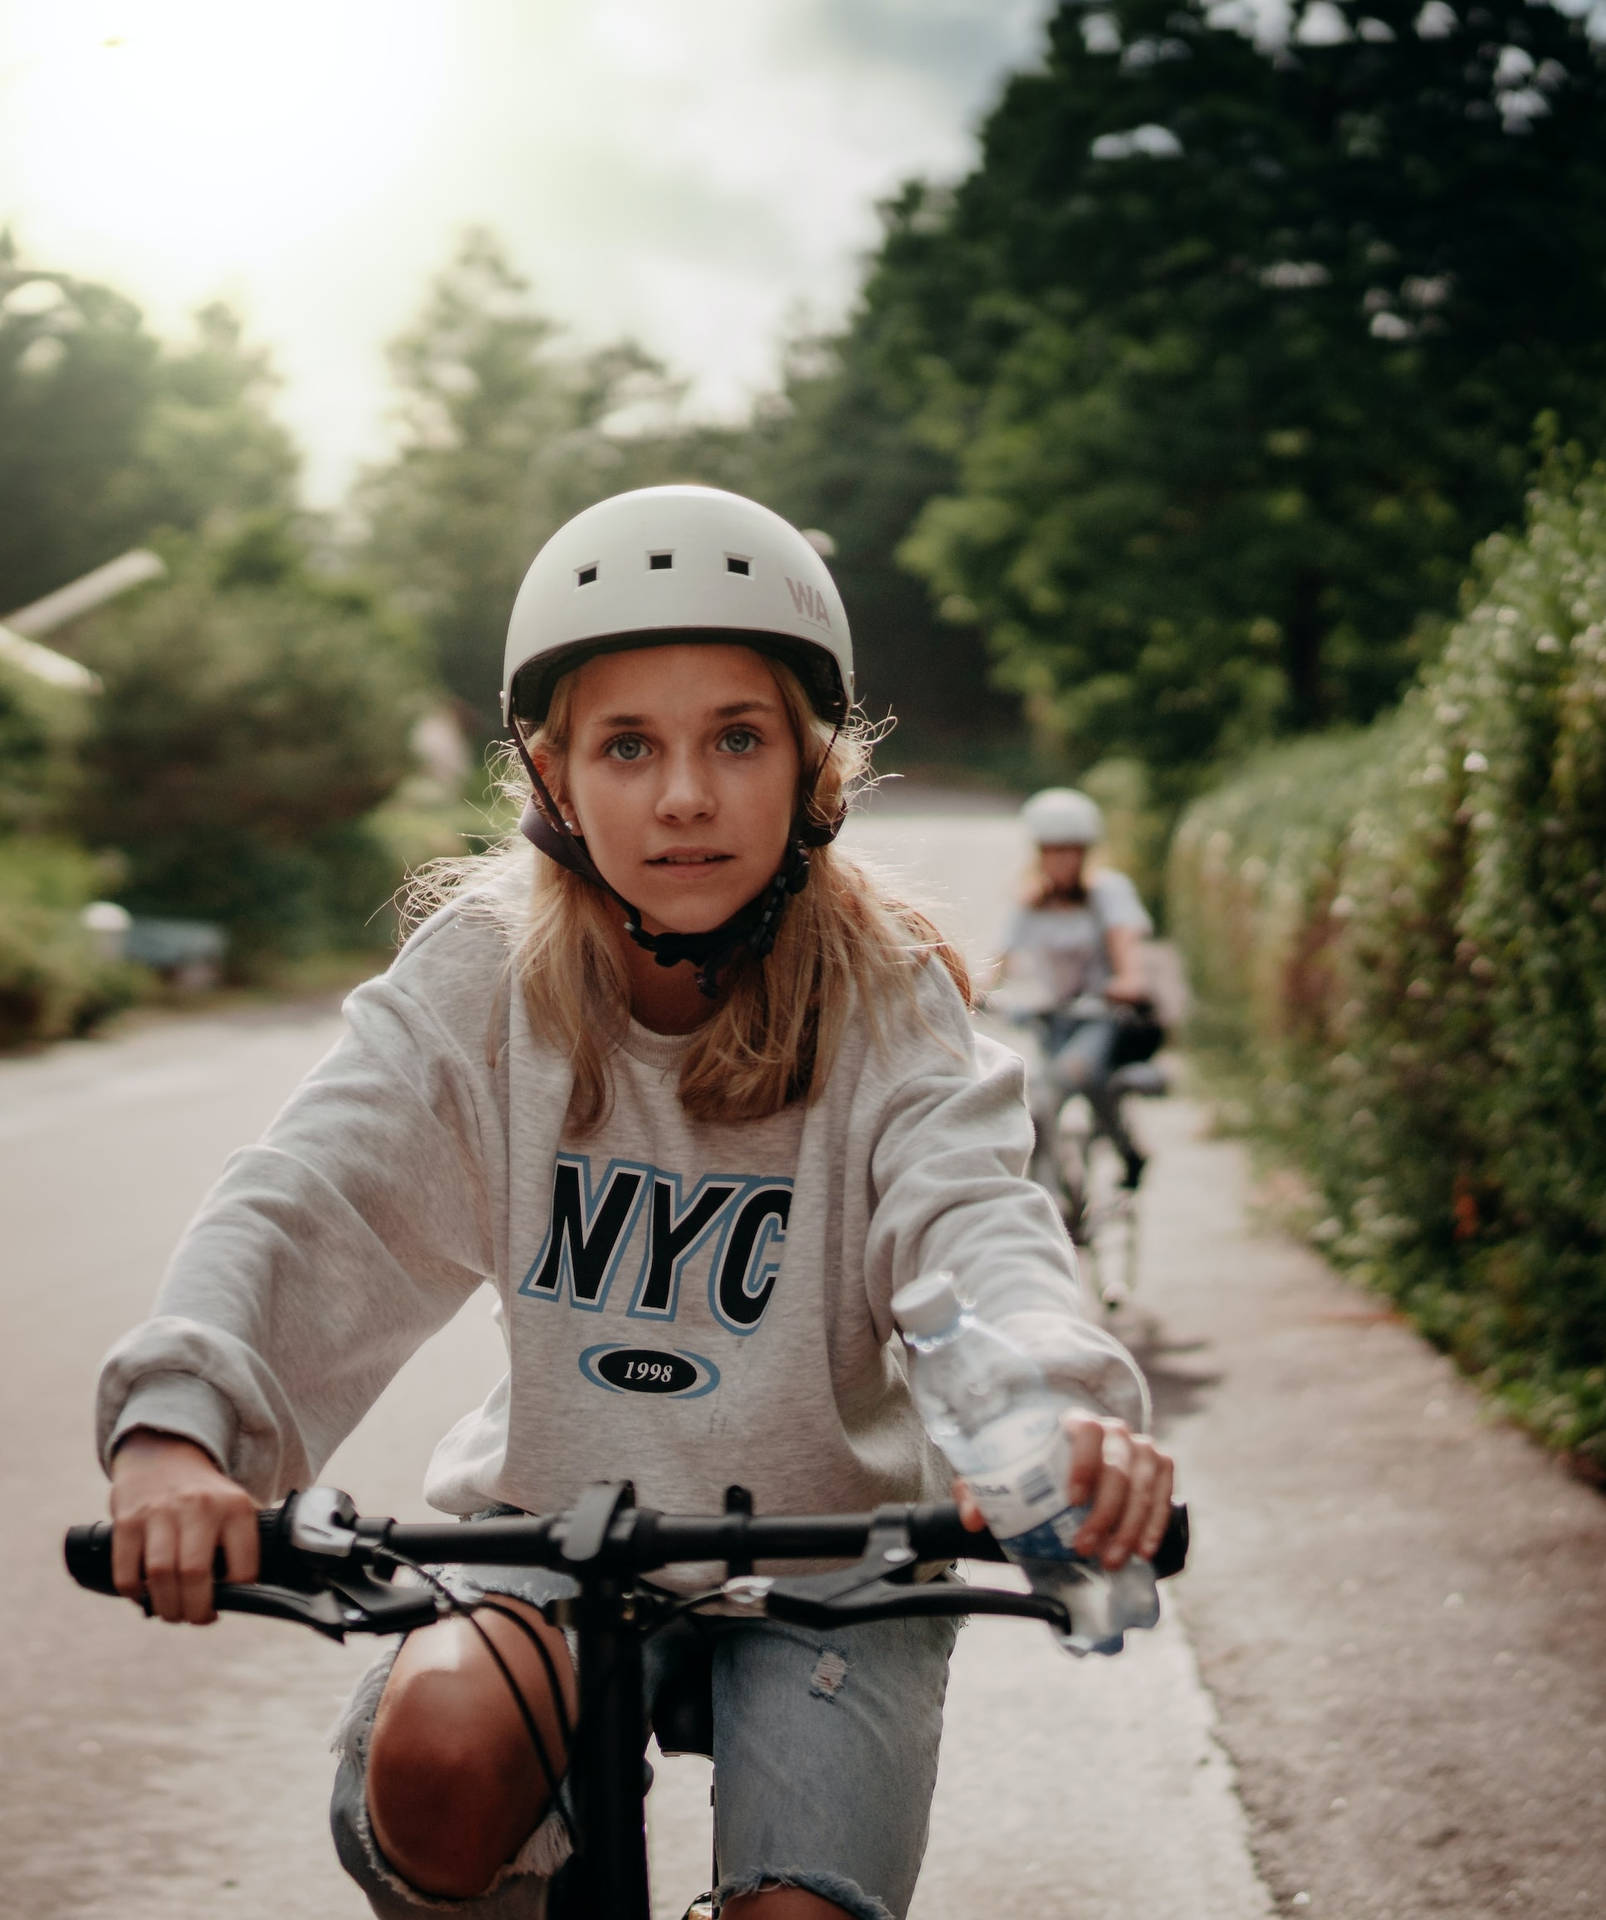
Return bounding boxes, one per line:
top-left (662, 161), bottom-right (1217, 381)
top-left (329, 1544), bottom-right (960, 1920)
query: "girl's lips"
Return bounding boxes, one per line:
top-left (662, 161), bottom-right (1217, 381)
top-left (647, 852), bottom-right (732, 866)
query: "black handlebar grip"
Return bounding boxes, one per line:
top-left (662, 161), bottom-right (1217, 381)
top-left (1153, 1499), bottom-right (1189, 1580)
top-left (64, 1507), bottom-right (293, 1600)
top-left (64, 1521), bottom-right (117, 1595)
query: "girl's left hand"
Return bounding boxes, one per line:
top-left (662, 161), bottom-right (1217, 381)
top-left (953, 1413), bottom-right (1175, 1570)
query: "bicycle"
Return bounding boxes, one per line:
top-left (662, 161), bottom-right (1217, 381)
top-left (66, 1480), bottom-right (1188, 1919)
top-left (1006, 997), bottom-right (1169, 1312)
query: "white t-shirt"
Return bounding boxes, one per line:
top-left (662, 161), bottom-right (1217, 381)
top-left (1003, 869), bottom-right (1152, 1008)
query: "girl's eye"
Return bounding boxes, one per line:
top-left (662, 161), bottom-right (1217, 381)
top-left (604, 734), bottom-right (648, 763)
top-left (721, 726), bottom-right (760, 755)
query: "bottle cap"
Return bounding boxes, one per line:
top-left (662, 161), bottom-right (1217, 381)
top-left (891, 1272), bottom-right (963, 1337)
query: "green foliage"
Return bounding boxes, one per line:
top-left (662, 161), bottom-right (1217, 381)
top-left (741, 327), bottom-right (1020, 762)
top-left (0, 653), bottom-right (87, 833)
top-left (1166, 722), bottom-right (1392, 1071)
top-left (1170, 450), bottom-right (1606, 1470)
top-left (355, 229), bottom-right (752, 733)
top-left (864, 0), bottom-right (1606, 791)
top-left (69, 521), bottom-right (429, 972)
top-left (354, 226), bottom-right (1021, 765)
top-left (0, 839), bottom-right (144, 1047)
top-left (0, 237), bottom-right (298, 614)
top-left (1081, 754), bottom-right (1172, 917)
top-left (132, 301), bottom-right (301, 538)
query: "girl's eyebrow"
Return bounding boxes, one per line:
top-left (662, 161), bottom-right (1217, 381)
top-left (591, 698), bottom-right (780, 728)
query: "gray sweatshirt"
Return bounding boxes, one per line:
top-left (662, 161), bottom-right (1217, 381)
top-left (96, 898), bottom-right (1149, 1527)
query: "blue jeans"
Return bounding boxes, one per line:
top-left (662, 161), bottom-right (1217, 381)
top-left (330, 1556), bottom-right (960, 1920)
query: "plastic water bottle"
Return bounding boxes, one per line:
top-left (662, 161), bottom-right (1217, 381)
top-left (892, 1271), bottom-right (1159, 1655)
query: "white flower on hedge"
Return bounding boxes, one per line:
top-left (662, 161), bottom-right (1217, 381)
top-left (1534, 633), bottom-right (1561, 654)
top-left (1463, 749), bottom-right (1489, 772)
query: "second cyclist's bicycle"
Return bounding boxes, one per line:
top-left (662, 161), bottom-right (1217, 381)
top-left (1015, 998), bottom-right (1169, 1310)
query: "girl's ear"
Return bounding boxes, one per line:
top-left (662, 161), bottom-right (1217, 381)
top-left (531, 746), bottom-right (564, 807)
top-left (531, 751), bottom-right (580, 833)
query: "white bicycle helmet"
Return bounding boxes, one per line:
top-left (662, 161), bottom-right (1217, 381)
top-left (1021, 787), bottom-right (1105, 847)
top-left (502, 485), bottom-right (853, 730)
top-left (501, 486), bottom-right (856, 995)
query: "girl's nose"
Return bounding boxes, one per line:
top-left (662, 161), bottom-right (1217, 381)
top-left (656, 749), bottom-right (715, 821)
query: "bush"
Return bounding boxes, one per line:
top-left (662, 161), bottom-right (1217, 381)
top-left (1169, 448), bottom-right (1606, 1473)
top-left (0, 839), bottom-right (145, 1047)
top-left (69, 526), bottom-right (432, 974)
top-left (0, 653), bottom-right (86, 834)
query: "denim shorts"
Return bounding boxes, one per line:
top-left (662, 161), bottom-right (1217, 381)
top-left (329, 1552), bottom-right (960, 1920)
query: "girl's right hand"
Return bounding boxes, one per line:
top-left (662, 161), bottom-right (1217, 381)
top-left (108, 1429), bottom-right (260, 1624)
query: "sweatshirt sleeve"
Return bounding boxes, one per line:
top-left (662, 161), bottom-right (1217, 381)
top-left (859, 960), bottom-right (1151, 1430)
top-left (94, 910), bottom-right (508, 1500)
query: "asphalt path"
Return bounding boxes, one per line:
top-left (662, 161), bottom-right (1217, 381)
top-left (3, 794), bottom-right (1600, 1917)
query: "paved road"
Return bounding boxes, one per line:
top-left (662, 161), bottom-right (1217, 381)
top-left (3, 798), bottom-right (1600, 1917)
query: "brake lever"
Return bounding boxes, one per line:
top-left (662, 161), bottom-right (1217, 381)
top-left (729, 1501), bottom-right (1187, 1639)
top-left (728, 1508), bottom-right (1077, 1635)
top-left (750, 1573), bottom-right (1074, 1637)
top-left (210, 1569), bottom-right (440, 1641)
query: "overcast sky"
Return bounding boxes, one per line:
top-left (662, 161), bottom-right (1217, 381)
top-left (1, 0), bottom-right (1054, 504)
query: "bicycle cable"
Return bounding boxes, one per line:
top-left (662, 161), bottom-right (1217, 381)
top-left (641, 1586), bottom-right (732, 1640)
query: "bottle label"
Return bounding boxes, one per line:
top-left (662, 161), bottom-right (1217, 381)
top-left (962, 1412), bottom-right (1085, 1550)
top-left (998, 1509), bottom-right (1088, 1561)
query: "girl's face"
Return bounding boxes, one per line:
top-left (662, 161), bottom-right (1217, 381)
top-left (548, 642), bottom-right (802, 935)
top-left (1039, 843), bottom-right (1087, 893)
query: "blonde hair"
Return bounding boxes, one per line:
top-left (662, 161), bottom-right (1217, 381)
top-left (1023, 843), bottom-right (1101, 910)
top-left (408, 650), bottom-right (970, 1129)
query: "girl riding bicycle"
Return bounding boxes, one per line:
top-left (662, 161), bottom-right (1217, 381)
top-left (996, 788), bottom-right (1157, 1210)
top-left (96, 487), bottom-right (1175, 1920)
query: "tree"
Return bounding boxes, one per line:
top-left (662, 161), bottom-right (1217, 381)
top-left (356, 230), bottom-right (739, 734)
top-left (357, 227), bottom-right (1014, 761)
top-left (0, 236), bottom-right (299, 614)
top-left (69, 518), bottom-right (428, 968)
top-left (867, 0), bottom-right (1606, 791)
top-left (132, 300), bottom-right (301, 537)
top-left (742, 323), bottom-right (1020, 765)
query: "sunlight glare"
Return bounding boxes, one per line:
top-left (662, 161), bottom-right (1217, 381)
top-left (7, 2), bottom-right (451, 278)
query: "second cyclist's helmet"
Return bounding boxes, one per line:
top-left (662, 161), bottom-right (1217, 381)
top-left (1020, 787), bottom-right (1105, 847)
top-left (502, 485), bottom-right (853, 731)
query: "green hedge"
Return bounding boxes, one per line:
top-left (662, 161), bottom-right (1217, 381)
top-left (0, 839), bottom-right (145, 1048)
top-left (0, 654), bottom-right (85, 835)
top-left (1169, 450), bottom-right (1606, 1473)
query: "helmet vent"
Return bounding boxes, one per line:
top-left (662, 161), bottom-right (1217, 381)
top-left (648, 550), bottom-right (674, 570)
top-left (725, 555), bottom-right (751, 575)
top-left (576, 564), bottom-right (598, 586)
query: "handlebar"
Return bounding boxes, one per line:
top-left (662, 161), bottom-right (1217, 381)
top-left (65, 1485), bottom-right (1188, 1643)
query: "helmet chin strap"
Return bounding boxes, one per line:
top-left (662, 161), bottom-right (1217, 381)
top-left (511, 729), bottom-right (840, 998)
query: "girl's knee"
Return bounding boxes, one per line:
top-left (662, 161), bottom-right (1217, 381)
top-left (367, 1668), bottom-right (518, 1894)
top-left (366, 1610), bottom-right (570, 1897)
